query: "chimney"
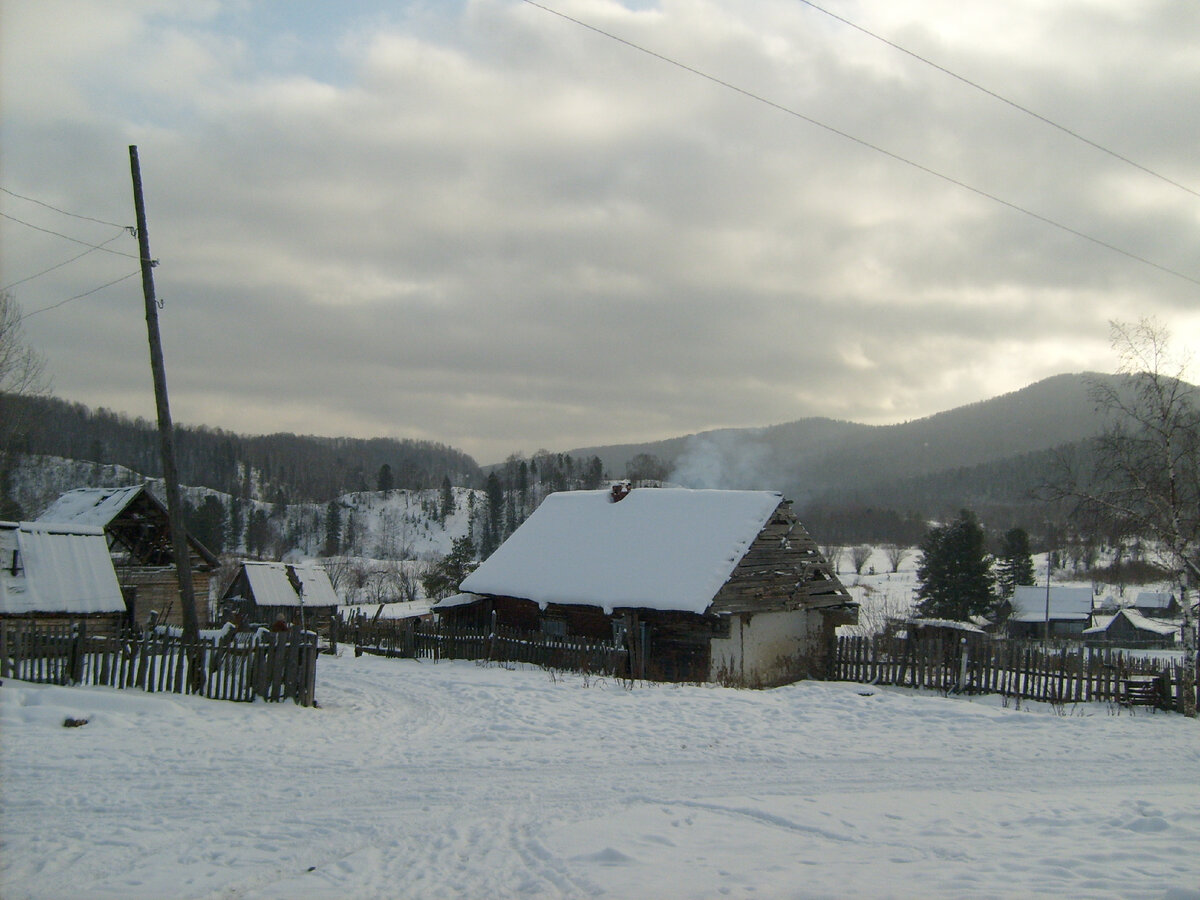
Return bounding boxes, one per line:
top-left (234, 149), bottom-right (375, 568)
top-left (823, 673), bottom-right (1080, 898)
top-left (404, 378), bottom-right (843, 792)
top-left (610, 483), bottom-right (631, 502)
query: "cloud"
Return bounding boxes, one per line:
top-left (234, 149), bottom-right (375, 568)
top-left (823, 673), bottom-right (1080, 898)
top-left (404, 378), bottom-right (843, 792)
top-left (2, 0), bottom-right (1198, 465)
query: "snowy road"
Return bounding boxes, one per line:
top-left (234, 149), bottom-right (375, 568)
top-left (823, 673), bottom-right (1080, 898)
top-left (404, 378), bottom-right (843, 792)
top-left (3, 652), bottom-right (1198, 899)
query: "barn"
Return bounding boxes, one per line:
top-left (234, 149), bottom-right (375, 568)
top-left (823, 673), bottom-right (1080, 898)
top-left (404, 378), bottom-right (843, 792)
top-left (37, 485), bottom-right (219, 630)
top-left (0, 521), bottom-right (127, 634)
top-left (219, 561), bottom-right (340, 635)
top-left (448, 486), bottom-right (856, 686)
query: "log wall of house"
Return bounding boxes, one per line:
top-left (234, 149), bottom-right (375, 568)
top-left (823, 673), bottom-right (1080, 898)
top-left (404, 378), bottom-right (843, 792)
top-left (120, 568), bottom-right (212, 630)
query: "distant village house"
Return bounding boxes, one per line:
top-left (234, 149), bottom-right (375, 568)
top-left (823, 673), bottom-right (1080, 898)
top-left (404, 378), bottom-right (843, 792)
top-left (219, 561), bottom-right (340, 635)
top-left (1005, 585), bottom-right (1094, 640)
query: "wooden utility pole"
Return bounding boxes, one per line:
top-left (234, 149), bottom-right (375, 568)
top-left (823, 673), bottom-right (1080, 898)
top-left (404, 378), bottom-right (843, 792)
top-left (129, 145), bottom-right (200, 645)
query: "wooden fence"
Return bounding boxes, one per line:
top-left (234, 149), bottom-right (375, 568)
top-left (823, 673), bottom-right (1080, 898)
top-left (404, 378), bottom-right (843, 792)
top-left (344, 615), bottom-right (629, 678)
top-left (832, 633), bottom-right (1195, 712)
top-left (0, 621), bottom-right (318, 706)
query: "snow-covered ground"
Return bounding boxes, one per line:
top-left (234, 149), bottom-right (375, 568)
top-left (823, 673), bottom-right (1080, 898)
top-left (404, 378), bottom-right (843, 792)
top-left (3, 653), bottom-right (1198, 899)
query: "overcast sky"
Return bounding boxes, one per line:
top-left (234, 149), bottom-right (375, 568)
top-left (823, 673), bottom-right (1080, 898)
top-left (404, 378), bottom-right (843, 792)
top-left (2, 0), bottom-right (1198, 465)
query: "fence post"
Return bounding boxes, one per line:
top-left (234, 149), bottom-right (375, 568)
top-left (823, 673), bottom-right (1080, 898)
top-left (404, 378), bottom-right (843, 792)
top-left (957, 637), bottom-right (968, 693)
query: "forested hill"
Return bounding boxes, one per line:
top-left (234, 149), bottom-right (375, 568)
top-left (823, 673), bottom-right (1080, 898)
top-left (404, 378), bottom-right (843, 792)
top-left (4, 395), bottom-right (481, 502)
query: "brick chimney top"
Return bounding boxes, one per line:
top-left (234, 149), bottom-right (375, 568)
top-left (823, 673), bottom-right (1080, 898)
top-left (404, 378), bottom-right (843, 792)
top-left (610, 483), bottom-right (631, 502)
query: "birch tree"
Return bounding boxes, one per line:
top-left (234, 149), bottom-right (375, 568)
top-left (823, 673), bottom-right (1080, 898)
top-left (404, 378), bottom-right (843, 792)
top-left (0, 292), bottom-right (49, 517)
top-left (1063, 320), bottom-right (1198, 716)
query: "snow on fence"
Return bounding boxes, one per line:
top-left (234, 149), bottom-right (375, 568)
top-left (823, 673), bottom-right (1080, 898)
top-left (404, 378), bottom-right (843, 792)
top-left (344, 616), bottom-right (630, 678)
top-left (832, 633), bottom-right (1196, 712)
top-left (0, 621), bottom-right (318, 706)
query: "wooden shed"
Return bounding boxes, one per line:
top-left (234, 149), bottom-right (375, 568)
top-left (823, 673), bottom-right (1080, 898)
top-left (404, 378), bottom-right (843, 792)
top-left (1, 521), bottom-right (127, 634)
top-left (219, 561), bottom-right (340, 635)
top-left (37, 485), bottom-right (219, 630)
top-left (1131, 591), bottom-right (1181, 619)
top-left (1084, 609), bottom-right (1179, 649)
top-left (449, 487), bottom-right (856, 686)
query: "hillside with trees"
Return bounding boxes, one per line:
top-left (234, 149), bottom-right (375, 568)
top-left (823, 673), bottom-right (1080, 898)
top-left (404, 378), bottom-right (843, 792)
top-left (2, 394), bottom-right (481, 508)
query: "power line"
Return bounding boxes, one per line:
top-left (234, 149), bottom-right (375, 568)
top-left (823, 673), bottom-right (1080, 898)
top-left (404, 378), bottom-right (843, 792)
top-left (793, 0), bottom-right (1200, 200)
top-left (0, 211), bottom-right (144, 261)
top-left (15, 271), bottom-right (141, 322)
top-left (1, 185), bottom-right (133, 229)
top-left (1, 228), bottom-right (131, 292)
top-left (519, 0), bottom-right (1200, 288)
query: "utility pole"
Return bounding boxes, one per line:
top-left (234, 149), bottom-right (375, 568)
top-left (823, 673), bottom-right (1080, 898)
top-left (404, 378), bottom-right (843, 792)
top-left (130, 145), bottom-right (200, 646)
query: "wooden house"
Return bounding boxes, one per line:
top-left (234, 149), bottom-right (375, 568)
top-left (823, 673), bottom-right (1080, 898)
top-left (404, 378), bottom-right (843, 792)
top-left (0, 521), bottom-right (127, 634)
top-left (1131, 591), bottom-right (1181, 619)
top-left (37, 485), bottom-right (219, 630)
top-left (448, 487), bottom-right (856, 686)
top-left (219, 561), bottom-right (340, 634)
top-left (1006, 585), bottom-right (1095, 640)
top-left (1084, 608), bottom-right (1178, 649)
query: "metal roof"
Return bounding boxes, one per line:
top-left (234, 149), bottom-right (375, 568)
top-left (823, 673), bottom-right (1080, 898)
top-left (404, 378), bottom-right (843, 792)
top-left (0, 522), bottom-right (125, 615)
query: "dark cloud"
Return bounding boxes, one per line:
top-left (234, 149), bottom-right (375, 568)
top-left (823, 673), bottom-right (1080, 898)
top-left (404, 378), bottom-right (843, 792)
top-left (2, 0), bottom-right (1197, 464)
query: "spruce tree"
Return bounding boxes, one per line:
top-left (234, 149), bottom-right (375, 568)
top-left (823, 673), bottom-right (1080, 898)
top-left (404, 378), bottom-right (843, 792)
top-left (323, 500), bottom-right (341, 557)
top-left (996, 527), bottom-right (1036, 598)
top-left (377, 463), bottom-right (394, 495)
top-left (440, 475), bottom-right (454, 520)
top-left (915, 510), bottom-right (995, 620)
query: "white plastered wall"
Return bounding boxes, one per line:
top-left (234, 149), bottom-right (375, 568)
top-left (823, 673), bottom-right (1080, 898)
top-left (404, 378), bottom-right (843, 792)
top-left (709, 608), bottom-right (822, 685)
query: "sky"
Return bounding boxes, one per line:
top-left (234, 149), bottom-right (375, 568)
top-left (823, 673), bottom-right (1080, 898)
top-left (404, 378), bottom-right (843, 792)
top-left (2, 0), bottom-right (1198, 465)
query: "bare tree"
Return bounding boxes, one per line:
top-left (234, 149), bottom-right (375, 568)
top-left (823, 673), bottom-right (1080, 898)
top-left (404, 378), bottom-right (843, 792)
top-left (884, 543), bottom-right (909, 574)
top-left (0, 292), bottom-right (50, 516)
top-left (1055, 319), bottom-right (1197, 716)
top-left (845, 585), bottom-right (914, 637)
top-left (821, 544), bottom-right (845, 574)
top-left (820, 547), bottom-right (849, 573)
top-left (850, 544), bottom-right (873, 575)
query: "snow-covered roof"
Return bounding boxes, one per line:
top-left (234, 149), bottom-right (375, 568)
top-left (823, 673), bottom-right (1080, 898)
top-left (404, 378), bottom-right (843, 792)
top-left (1106, 609), bottom-right (1179, 637)
top-left (433, 592), bottom-right (484, 610)
top-left (1083, 615), bottom-right (1115, 634)
top-left (36, 486), bottom-right (146, 528)
top-left (1133, 591), bottom-right (1174, 610)
top-left (458, 489), bottom-right (785, 615)
top-left (1009, 586), bottom-right (1094, 622)
top-left (344, 599), bottom-right (438, 620)
top-left (905, 617), bottom-right (986, 634)
top-left (237, 562), bottom-right (339, 608)
top-left (0, 522), bottom-right (125, 615)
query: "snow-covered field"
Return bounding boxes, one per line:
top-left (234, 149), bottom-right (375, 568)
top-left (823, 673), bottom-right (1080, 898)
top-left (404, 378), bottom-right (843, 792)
top-left (3, 654), bottom-right (1199, 900)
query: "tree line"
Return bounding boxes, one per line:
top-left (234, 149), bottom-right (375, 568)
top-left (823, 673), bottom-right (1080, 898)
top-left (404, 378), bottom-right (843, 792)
top-left (3, 394), bottom-right (482, 505)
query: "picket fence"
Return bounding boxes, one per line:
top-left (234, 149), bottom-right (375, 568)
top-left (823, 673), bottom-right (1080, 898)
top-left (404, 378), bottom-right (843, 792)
top-left (344, 615), bottom-right (629, 678)
top-left (0, 621), bottom-right (318, 706)
top-left (832, 633), bottom-right (1194, 711)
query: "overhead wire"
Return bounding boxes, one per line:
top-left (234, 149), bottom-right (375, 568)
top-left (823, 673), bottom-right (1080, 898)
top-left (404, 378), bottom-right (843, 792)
top-left (1, 227), bottom-right (132, 292)
top-left (792, 0), bottom-right (1200, 200)
top-left (518, 0), bottom-right (1200, 288)
top-left (0, 187), bottom-right (146, 320)
top-left (0, 186), bottom-right (132, 229)
top-left (0, 211), bottom-right (143, 261)
top-left (15, 271), bottom-right (142, 323)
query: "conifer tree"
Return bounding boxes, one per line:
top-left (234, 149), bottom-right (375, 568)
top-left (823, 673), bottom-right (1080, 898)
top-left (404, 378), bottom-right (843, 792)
top-left (996, 527), bottom-right (1036, 598)
top-left (323, 500), bottom-right (341, 557)
top-left (915, 510), bottom-right (995, 620)
top-left (440, 475), bottom-right (454, 520)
